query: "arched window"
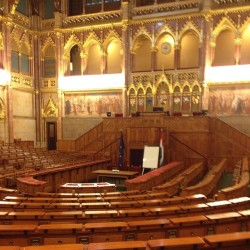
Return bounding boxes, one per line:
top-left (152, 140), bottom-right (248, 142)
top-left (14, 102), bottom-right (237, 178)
top-left (70, 45), bottom-right (81, 76)
top-left (146, 88), bottom-right (153, 112)
top-left (213, 29), bottom-right (235, 66)
top-left (180, 30), bottom-right (199, 69)
top-left (137, 88), bottom-right (145, 112)
top-left (129, 88), bottom-right (136, 114)
top-left (156, 83), bottom-right (169, 112)
top-left (173, 86), bottom-right (181, 112)
top-left (132, 35), bottom-right (152, 72)
top-left (182, 85), bottom-right (191, 114)
top-left (106, 40), bottom-right (122, 73)
top-left (155, 34), bottom-right (174, 70)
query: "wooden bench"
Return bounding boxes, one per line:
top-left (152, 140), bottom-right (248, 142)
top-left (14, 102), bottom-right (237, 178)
top-left (88, 241), bottom-right (146, 250)
top-left (24, 244), bottom-right (84, 250)
top-left (148, 236), bottom-right (205, 249)
top-left (204, 231), bottom-right (250, 249)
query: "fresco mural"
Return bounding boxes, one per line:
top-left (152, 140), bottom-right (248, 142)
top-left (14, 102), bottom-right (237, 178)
top-left (208, 87), bottom-right (250, 115)
top-left (64, 92), bottom-right (123, 117)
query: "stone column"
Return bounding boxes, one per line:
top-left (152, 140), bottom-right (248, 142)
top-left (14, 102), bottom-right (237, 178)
top-left (55, 32), bottom-right (63, 141)
top-left (121, 0), bottom-right (130, 116)
top-left (32, 33), bottom-right (42, 147)
top-left (4, 21), bottom-right (13, 143)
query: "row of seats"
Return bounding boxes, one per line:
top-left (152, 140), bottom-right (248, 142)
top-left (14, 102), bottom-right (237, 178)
top-left (180, 158), bottom-right (227, 197)
top-left (0, 231), bottom-right (249, 249)
top-left (217, 156), bottom-right (250, 200)
top-left (125, 161), bottom-right (185, 192)
top-left (153, 161), bottom-right (205, 196)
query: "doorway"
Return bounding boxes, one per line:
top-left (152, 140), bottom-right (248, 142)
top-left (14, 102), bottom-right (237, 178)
top-left (47, 122), bottom-right (57, 150)
top-left (130, 149), bottom-right (144, 167)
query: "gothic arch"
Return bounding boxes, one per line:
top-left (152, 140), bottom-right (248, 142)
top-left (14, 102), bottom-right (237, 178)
top-left (212, 17), bottom-right (237, 42)
top-left (155, 23), bottom-right (175, 44)
top-left (103, 30), bottom-right (122, 53)
top-left (64, 34), bottom-right (82, 60)
top-left (83, 32), bottom-right (101, 52)
top-left (179, 21), bottom-right (201, 42)
top-left (41, 36), bottom-right (56, 58)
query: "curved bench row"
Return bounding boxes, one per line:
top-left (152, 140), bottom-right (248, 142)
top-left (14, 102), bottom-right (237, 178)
top-left (217, 156), bottom-right (250, 200)
top-left (0, 216), bottom-right (249, 248)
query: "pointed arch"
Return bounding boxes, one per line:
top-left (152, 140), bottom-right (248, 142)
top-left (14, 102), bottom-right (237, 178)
top-left (103, 32), bottom-right (122, 74)
top-left (128, 87), bottom-right (137, 114)
top-left (41, 36), bottom-right (56, 58)
top-left (179, 27), bottom-right (200, 68)
top-left (155, 30), bottom-right (175, 70)
top-left (64, 34), bottom-right (82, 61)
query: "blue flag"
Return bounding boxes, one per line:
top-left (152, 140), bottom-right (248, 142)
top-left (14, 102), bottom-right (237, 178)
top-left (118, 132), bottom-right (125, 167)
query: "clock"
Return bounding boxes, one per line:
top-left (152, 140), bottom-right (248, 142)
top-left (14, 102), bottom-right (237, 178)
top-left (161, 42), bottom-right (171, 54)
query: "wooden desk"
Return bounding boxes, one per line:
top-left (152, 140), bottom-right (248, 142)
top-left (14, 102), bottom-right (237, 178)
top-left (205, 211), bottom-right (242, 222)
top-left (84, 209), bottom-right (118, 218)
top-left (38, 223), bottom-right (83, 233)
top-left (85, 221), bottom-right (127, 232)
top-left (92, 170), bottom-right (138, 187)
top-left (204, 231), bottom-right (250, 246)
top-left (118, 208), bottom-right (149, 217)
top-left (44, 211), bottom-right (83, 219)
top-left (0, 247), bottom-right (21, 250)
top-left (0, 224), bottom-right (37, 233)
top-left (8, 211), bottom-right (45, 219)
top-left (128, 218), bottom-right (170, 229)
top-left (149, 206), bottom-right (180, 216)
top-left (88, 241), bottom-right (146, 250)
top-left (170, 215), bottom-right (208, 226)
top-left (24, 244), bottom-right (84, 250)
top-left (148, 236), bottom-right (205, 249)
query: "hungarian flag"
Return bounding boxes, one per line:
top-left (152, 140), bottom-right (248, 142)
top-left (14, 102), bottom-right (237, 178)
top-left (159, 128), bottom-right (164, 166)
top-left (118, 132), bottom-right (125, 167)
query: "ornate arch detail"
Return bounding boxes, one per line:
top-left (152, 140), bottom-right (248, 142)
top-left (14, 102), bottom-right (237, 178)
top-left (127, 86), bottom-right (136, 95)
top-left (64, 34), bottom-right (82, 61)
top-left (155, 72), bottom-right (172, 93)
top-left (84, 31), bottom-right (101, 50)
top-left (103, 31), bottom-right (122, 54)
top-left (133, 25), bottom-right (152, 41)
top-left (10, 28), bottom-right (23, 50)
top-left (173, 83), bottom-right (182, 93)
top-left (42, 97), bottom-right (58, 117)
top-left (212, 17), bottom-right (237, 42)
top-left (155, 24), bottom-right (175, 45)
top-left (191, 82), bottom-right (202, 93)
top-left (41, 36), bottom-right (56, 57)
top-left (0, 98), bottom-right (6, 119)
top-left (136, 83), bottom-right (145, 95)
top-left (20, 33), bottom-right (31, 54)
top-left (183, 84), bottom-right (191, 93)
top-left (132, 25), bottom-right (152, 52)
top-left (179, 21), bottom-right (201, 41)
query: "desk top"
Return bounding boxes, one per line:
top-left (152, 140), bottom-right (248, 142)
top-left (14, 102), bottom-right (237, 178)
top-left (148, 236), bottom-right (205, 248)
top-left (85, 221), bottom-right (127, 230)
top-left (206, 211), bottom-right (241, 221)
top-left (88, 241), bottom-right (146, 250)
top-left (24, 244), bottom-right (84, 250)
top-left (39, 223), bottom-right (83, 230)
top-left (170, 215), bottom-right (208, 225)
top-left (0, 224), bottom-right (37, 231)
top-left (204, 231), bottom-right (250, 244)
top-left (92, 170), bottom-right (138, 177)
